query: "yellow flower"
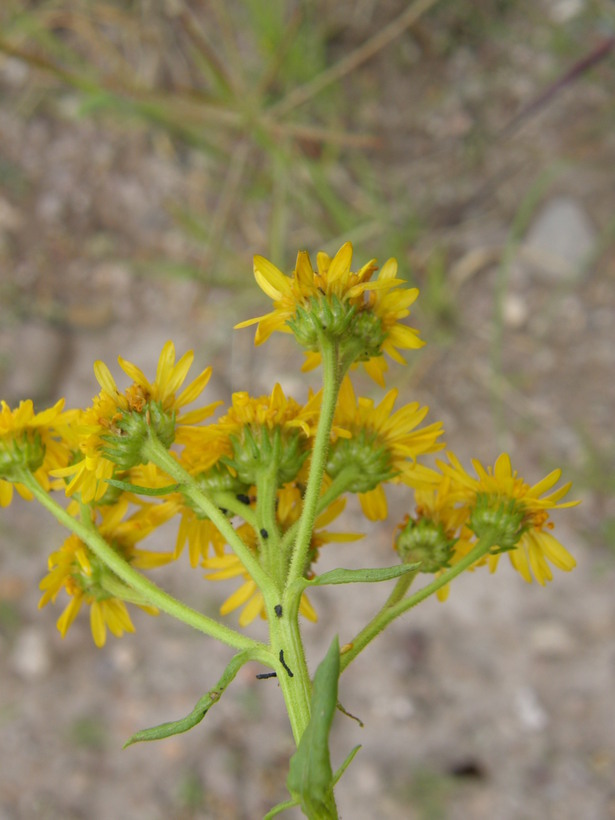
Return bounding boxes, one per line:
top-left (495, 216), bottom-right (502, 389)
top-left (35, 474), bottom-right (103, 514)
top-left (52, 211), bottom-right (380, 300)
top-left (0, 398), bottom-right (71, 506)
top-left (213, 384), bottom-right (321, 485)
top-left (398, 476), bottom-right (475, 601)
top-left (53, 341), bottom-right (220, 503)
top-left (235, 243), bottom-right (368, 343)
top-left (216, 383), bottom-right (319, 438)
top-left (39, 497), bottom-right (174, 646)
top-left (236, 242), bottom-right (424, 384)
top-left (328, 377), bottom-right (444, 520)
top-left (359, 257), bottom-right (425, 386)
top-left (439, 452), bottom-right (578, 585)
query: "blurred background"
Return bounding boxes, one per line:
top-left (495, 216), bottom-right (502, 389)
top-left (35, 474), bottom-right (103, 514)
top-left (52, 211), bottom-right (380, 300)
top-left (1, 1), bottom-right (614, 818)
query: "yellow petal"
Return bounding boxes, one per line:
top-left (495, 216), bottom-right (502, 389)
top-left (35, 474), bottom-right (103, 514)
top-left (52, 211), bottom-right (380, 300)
top-left (93, 361), bottom-right (118, 397)
top-left (326, 242), bottom-right (353, 284)
top-left (239, 593), bottom-right (265, 626)
top-left (254, 256), bottom-right (290, 300)
top-left (90, 601), bottom-right (107, 647)
top-left (220, 580), bottom-right (256, 615)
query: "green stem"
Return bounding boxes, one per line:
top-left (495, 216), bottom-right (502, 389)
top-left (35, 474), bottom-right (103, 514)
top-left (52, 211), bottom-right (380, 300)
top-left (267, 593), bottom-right (313, 744)
top-left (340, 534), bottom-right (497, 672)
top-left (209, 490), bottom-right (259, 529)
top-left (288, 337), bottom-right (340, 583)
top-left (142, 435), bottom-right (275, 601)
top-left (256, 432), bottom-right (283, 587)
top-left (278, 465), bottom-right (359, 556)
top-left (382, 568), bottom-right (419, 608)
top-left (19, 470), bottom-right (264, 655)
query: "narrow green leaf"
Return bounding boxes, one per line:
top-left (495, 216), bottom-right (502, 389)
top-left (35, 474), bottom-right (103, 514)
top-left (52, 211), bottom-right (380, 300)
top-left (262, 797), bottom-right (300, 819)
top-left (287, 636), bottom-right (340, 819)
top-left (123, 691), bottom-right (212, 747)
top-left (308, 563), bottom-right (421, 586)
top-left (105, 478), bottom-right (179, 497)
top-left (332, 744), bottom-right (362, 786)
top-left (123, 649), bottom-right (262, 747)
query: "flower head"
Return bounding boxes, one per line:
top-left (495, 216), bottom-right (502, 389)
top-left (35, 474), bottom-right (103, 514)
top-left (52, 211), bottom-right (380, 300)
top-left (0, 398), bottom-right (72, 506)
top-left (236, 243), bottom-right (424, 384)
top-left (53, 342), bottom-right (220, 502)
top-left (439, 452), bottom-right (578, 585)
top-left (39, 497), bottom-right (174, 646)
top-left (213, 384), bottom-right (320, 485)
top-left (327, 377), bottom-right (444, 520)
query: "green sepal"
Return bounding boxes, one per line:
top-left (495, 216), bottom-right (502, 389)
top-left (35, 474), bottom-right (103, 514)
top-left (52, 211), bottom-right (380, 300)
top-left (287, 636), bottom-right (340, 819)
top-left (105, 478), bottom-right (180, 497)
top-left (306, 563), bottom-right (421, 587)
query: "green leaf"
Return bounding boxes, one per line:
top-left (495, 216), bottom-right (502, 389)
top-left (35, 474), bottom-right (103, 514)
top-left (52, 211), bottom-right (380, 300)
top-left (332, 744), bottom-right (362, 786)
top-left (287, 636), bottom-right (340, 819)
top-left (105, 478), bottom-right (180, 497)
top-left (262, 797), bottom-right (300, 819)
top-left (123, 649), bottom-right (261, 747)
top-left (123, 691), bottom-right (212, 747)
top-left (308, 563), bottom-right (421, 586)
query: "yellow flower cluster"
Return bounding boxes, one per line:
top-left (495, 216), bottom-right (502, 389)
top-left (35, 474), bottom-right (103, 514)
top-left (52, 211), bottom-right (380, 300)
top-left (396, 453), bottom-right (578, 597)
top-left (236, 242), bottom-right (424, 385)
top-left (0, 242), bottom-right (578, 649)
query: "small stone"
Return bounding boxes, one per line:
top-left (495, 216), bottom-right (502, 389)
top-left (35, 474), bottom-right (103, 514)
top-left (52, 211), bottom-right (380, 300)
top-left (515, 686), bottom-right (548, 731)
top-left (523, 197), bottom-right (596, 281)
top-left (11, 628), bottom-right (51, 679)
top-left (530, 620), bottom-right (575, 658)
top-left (503, 293), bottom-right (529, 328)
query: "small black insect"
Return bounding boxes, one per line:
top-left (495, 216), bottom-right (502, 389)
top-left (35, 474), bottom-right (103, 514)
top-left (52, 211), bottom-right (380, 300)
top-left (255, 672), bottom-right (277, 680)
top-left (274, 604), bottom-right (283, 618)
top-left (279, 649), bottom-right (294, 678)
top-left (260, 528), bottom-right (269, 539)
top-left (236, 493), bottom-right (251, 505)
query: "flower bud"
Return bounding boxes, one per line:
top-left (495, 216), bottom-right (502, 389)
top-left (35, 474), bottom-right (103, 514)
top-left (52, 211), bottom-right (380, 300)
top-left (395, 516), bottom-right (455, 573)
top-left (326, 434), bottom-right (395, 493)
top-left (100, 401), bottom-right (176, 470)
top-left (287, 295), bottom-right (356, 349)
top-left (469, 493), bottom-right (527, 553)
top-left (0, 432), bottom-right (45, 479)
top-left (223, 426), bottom-right (308, 486)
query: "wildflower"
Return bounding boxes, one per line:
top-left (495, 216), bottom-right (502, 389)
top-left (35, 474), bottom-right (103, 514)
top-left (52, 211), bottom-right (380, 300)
top-left (0, 398), bottom-right (71, 506)
top-left (236, 243), bottom-right (424, 384)
top-left (39, 497), bottom-right (175, 646)
top-left (327, 377), bottom-right (444, 520)
top-left (439, 452), bottom-right (578, 585)
top-left (214, 384), bottom-right (320, 485)
top-left (395, 477), bottom-right (466, 574)
top-left (53, 341), bottom-right (220, 502)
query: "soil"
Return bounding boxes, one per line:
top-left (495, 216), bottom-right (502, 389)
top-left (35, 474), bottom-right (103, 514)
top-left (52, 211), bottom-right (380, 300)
top-left (1, 3), bottom-right (614, 819)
